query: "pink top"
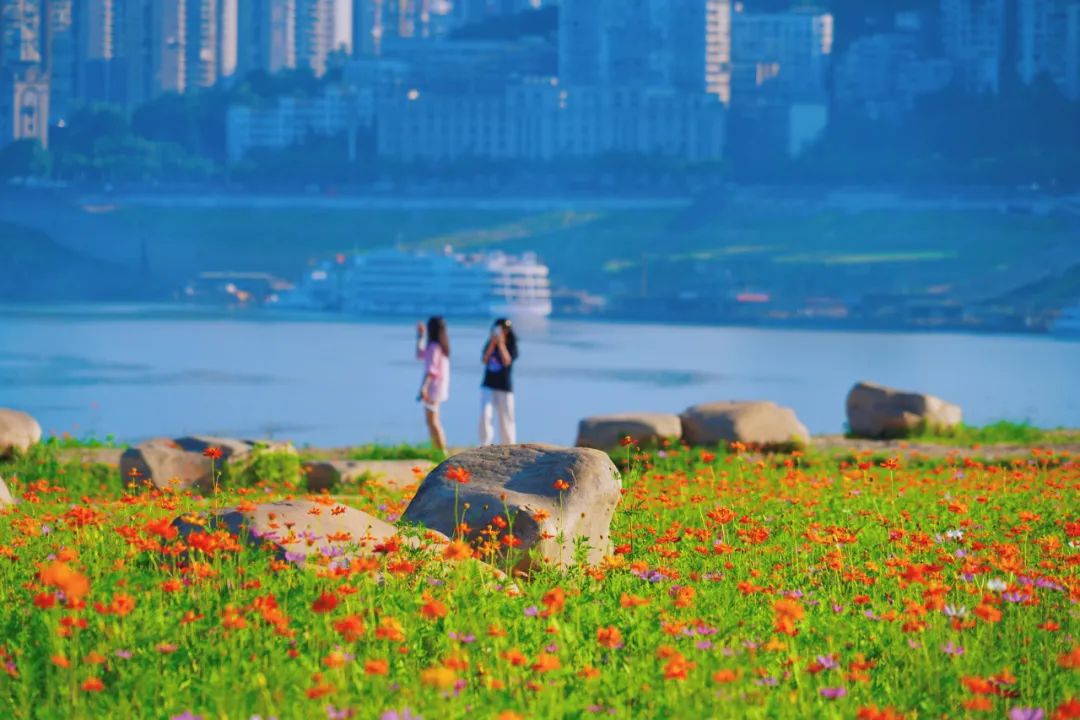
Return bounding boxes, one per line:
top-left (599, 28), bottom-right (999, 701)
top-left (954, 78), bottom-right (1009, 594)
top-left (419, 343), bottom-right (450, 403)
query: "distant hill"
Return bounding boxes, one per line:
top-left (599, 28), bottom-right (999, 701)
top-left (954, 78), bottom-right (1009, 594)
top-left (0, 221), bottom-right (155, 301)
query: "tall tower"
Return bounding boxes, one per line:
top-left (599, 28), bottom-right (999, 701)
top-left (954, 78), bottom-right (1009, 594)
top-left (295, 0), bottom-right (333, 75)
top-left (1, 0), bottom-right (45, 65)
top-left (185, 0), bottom-right (218, 89)
top-left (47, 0), bottom-right (76, 122)
top-left (124, 0), bottom-right (186, 106)
top-left (238, 0), bottom-right (295, 75)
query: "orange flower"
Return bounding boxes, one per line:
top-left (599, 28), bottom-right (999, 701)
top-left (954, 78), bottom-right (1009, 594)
top-left (333, 615), bottom-right (365, 642)
top-left (553, 479), bottom-right (570, 491)
top-left (531, 653), bottom-right (560, 673)
top-left (496, 712), bottom-right (524, 720)
top-left (962, 697), bottom-right (993, 712)
top-left (376, 616), bottom-right (405, 642)
top-left (50, 655), bottom-right (70, 669)
top-left (773, 597), bottom-right (805, 636)
top-left (540, 587), bottom-right (565, 617)
top-left (663, 655), bottom-right (695, 680)
top-left (857, 706), bottom-right (906, 720)
top-left (974, 604), bottom-right (1002, 623)
top-left (311, 591), bottom-right (339, 614)
top-left (620, 593), bottom-right (649, 608)
top-left (446, 466), bottom-right (471, 484)
top-left (420, 592), bottom-right (448, 620)
top-left (306, 673), bottom-right (334, 699)
top-left (40, 561), bottom-right (90, 601)
top-left (596, 625), bottom-right (623, 649)
top-left (1058, 646), bottom-right (1080, 669)
top-left (501, 648), bottom-right (527, 666)
top-left (322, 651), bottom-right (347, 668)
top-left (108, 593), bottom-right (136, 616)
top-left (713, 669), bottom-right (738, 684)
top-left (202, 446), bottom-right (223, 460)
top-left (577, 665), bottom-right (601, 680)
top-left (80, 677), bottom-right (104, 692)
top-left (364, 659), bottom-right (389, 675)
top-left (1052, 698), bottom-right (1080, 720)
top-left (420, 665), bottom-right (457, 689)
top-left (443, 540), bottom-right (473, 561)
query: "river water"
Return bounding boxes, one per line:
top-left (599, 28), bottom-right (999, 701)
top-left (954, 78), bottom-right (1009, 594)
top-left (1, 304), bottom-right (1077, 446)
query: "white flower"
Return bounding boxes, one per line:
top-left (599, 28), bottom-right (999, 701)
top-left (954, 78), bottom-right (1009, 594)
top-left (987, 578), bottom-right (1007, 592)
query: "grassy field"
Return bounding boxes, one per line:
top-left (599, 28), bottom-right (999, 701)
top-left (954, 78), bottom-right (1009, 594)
top-left (0, 440), bottom-right (1076, 719)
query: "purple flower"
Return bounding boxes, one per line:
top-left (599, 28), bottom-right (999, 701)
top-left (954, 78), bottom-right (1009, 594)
top-left (754, 676), bottom-right (778, 686)
top-left (326, 707), bottom-right (356, 720)
top-left (831, 604), bottom-right (844, 614)
top-left (820, 687), bottom-right (847, 699)
top-left (941, 641), bottom-right (964, 656)
top-left (696, 640), bottom-right (713, 650)
top-left (283, 550), bottom-right (307, 565)
top-left (170, 713), bottom-right (203, 720)
top-left (545, 643), bottom-right (558, 652)
top-left (1008, 709), bottom-right (1044, 720)
top-left (114, 649), bottom-right (133, 659)
top-left (524, 605), bottom-right (539, 617)
top-left (815, 655), bottom-right (838, 670)
top-left (379, 710), bottom-right (422, 720)
top-left (1002, 592), bottom-right (1027, 603)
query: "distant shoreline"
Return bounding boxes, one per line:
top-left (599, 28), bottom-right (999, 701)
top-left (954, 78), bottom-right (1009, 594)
top-left (0, 300), bottom-right (1071, 341)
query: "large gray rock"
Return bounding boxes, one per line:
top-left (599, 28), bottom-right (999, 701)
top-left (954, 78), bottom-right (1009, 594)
top-left (0, 409), bottom-right (42, 457)
top-left (680, 401), bottom-right (810, 447)
top-left (120, 436), bottom-right (295, 492)
top-left (303, 459), bottom-right (433, 492)
top-left (846, 381), bottom-right (963, 438)
top-left (171, 499), bottom-right (436, 568)
top-left (0, 476), bottom-right (13, 506)
top-left (402, 444), bottom-right (621, 573)
top-left (576, 413), bottom-right (683, 450)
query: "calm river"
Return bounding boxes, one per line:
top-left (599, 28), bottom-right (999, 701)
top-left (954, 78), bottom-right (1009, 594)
top-left (1, 304), bottom-right (1077, 446)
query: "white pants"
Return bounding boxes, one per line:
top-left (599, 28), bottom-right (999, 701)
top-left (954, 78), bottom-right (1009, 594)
top-left (479, 388), bottom-right (516, 446)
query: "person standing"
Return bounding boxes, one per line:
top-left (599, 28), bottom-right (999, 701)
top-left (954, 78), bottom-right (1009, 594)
top-left (480, 318), bottom-right (518, 445)
top-left (417, 316), bottom-right (451, 455)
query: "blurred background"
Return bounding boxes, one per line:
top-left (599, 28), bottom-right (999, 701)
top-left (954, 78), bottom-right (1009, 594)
top-left (1, 0), bottom-right (1078, 445)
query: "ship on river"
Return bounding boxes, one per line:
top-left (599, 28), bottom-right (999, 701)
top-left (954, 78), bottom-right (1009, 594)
top-left (273, 247), bottom-right (553, 318)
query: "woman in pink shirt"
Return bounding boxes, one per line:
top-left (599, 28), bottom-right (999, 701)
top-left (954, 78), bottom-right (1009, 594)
top-left (416, 316), bottom-right (451, 454)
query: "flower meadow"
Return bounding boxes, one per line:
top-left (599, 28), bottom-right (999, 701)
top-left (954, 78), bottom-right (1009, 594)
top-left (0, 443), bottom-right (1078, 720)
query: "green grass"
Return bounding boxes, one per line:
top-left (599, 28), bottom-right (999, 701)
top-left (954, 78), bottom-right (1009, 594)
top-left (344, 442), bottom-right (446, 462)
top-left (0, 441), bottom-right (1076, 718)
top-left (859, 421), bottom-right (1080, 447)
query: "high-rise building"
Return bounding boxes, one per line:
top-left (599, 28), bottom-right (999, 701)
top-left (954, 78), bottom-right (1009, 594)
top-left (940, 0), bottom-right (1005, 94)
top-left (295, 0), bottom-right (333, 75)
top-left (1017, 0), bottom-right (1080, 99)
top-left (558, 0), bottom-right (731, 100)
top-left (186, 0), bottom-right (218, 88)
top-left (353, 0), bottom-right (456, 57)
top-left (730, 8), bottom-right (833, 105)
top-left (124, 0), bottom-right (186, 105)
top-left (237, 0), bottom-right (295, 76)
top-left (2, 0), bottom-right (45, 65)
top-left (47, 0), bottom-right (75, 122)
top-left (218, 0), bottom-right (237, 79)
top-left (0, 66), bottom-right (49, 146)
top-left (74, 0), bottom-right (126, 105)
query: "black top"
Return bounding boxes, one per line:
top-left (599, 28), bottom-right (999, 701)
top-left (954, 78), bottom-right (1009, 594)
top-left (482, 342), bottom-right (518, 392)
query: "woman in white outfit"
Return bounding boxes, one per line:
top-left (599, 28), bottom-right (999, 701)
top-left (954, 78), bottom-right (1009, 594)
top-left (416, 316), bottom-right (451, 455)
top-left (479, 318), bottom-right (518, 446)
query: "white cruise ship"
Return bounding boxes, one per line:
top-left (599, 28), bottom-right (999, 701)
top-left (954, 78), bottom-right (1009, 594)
top-left (274, 248), bottom-right (553, 318)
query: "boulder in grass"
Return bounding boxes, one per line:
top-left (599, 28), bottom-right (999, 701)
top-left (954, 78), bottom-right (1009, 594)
top-left (171, 500), bottom-right (447, 569)
top-left (575, 413), bottom-right (683, 450)
top-left (120, 436), bottom-right (297, 493)
top-left (401, 444), bottom-right (622, 573)
top-left (303, 460), bottom-right (432, 493)
top-left (846, 381), bottom-right (962, 438)
top-left (0, 409), bottom-right (42, 458)
top-left (0, 476), bottom-right (13, 506)
top-left (680, 401), bottom-right (810, 448)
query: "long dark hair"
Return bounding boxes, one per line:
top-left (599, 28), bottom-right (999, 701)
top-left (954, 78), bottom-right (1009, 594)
top-left (427, 316), bottom-right (450, 357)
top-left (494, 318), bottom-right (517, 356)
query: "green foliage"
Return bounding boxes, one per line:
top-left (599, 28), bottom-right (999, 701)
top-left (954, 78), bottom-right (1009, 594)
top-left (898, 420), bottom-right (1080, 446)
top-left (0, 139), bottom-right (51, 179)
top-left (229, 446), bottom-right (303, 487)
top-left (43, 435), bottom-right (123, 450)
top-left (345, 443), bottom-right (446, 462)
